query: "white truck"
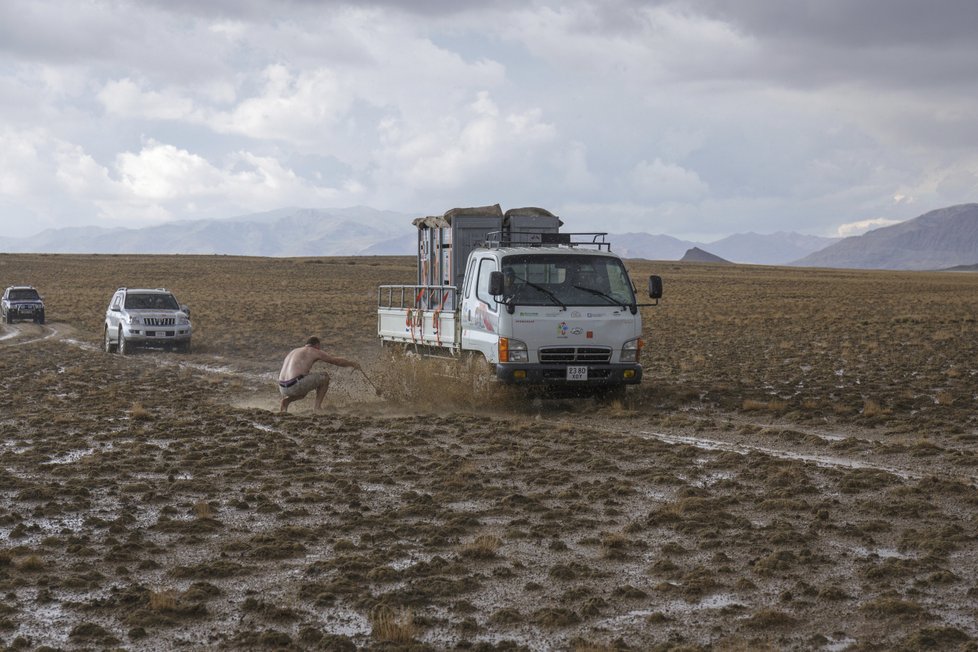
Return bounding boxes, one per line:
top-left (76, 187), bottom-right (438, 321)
top-left (377, 205), bottom-right (662, 392)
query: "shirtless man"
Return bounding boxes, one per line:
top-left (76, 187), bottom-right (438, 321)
top-left (277, 336), bottom-right (361, 413)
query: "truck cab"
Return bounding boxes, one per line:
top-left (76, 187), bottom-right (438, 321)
top-left (460, 246), bottom-right (648, 387)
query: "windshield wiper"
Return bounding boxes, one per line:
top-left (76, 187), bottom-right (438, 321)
top-left (573, 285), bottom-right (629, 310)
top-left (509, 277), bottom-right (566, 310)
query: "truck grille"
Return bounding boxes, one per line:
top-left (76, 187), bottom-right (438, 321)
top-left (539, 346), bottom-right (611, 364)
top-left (144, 317), bottom-right (175, 326)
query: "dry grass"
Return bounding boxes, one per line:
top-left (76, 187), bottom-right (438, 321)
top-left (194, 501), bottom-right (215, 520)
top-left (369, 605), bottom-right (417, 643)
top-left (128, 402), bottom-right (152, 421)
top-left (148, 590), bottom-right (178, 611)
top-left (15, 555), bottom-right (44, 571)
top-left (459, 534), bottom-right (503, 559)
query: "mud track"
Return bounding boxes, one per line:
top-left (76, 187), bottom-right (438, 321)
top-left (3, 316), bottom-right (977, 650)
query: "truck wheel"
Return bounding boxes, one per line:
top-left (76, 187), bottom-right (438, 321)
top-left (36, 311), bottom-right (45, 325)
top-left (104, 327), bottom-right (116, 353)
top-left (177, 341), bottom-right (191, 354)
top-left (118, 329), bottom-right (129, 355)
top-left (4, 311), bottom-right (11, 324)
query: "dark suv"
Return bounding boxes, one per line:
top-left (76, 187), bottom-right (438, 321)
top-left (2, 286), bottom-right (45, 324)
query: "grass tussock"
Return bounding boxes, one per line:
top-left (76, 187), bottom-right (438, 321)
top-left (194, 501), bottom-right (215, 520)
top-left (149, 589), bottom-right (179, 611)
top-left (15, 554), bottom-right (44, 571)
top-left (742, 399), bottom-right (787, 412)
top-left (369, 605), bottom-right (418, 643)
top-left (128, 402), bottom-right (152, 421)
top-left (459, 534), bottom-right (502, 559)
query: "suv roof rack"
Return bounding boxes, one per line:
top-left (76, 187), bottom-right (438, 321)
top-left (484, 231), bottom-right (611, 251)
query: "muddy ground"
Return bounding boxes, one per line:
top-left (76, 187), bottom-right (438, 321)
top-left (1, 254), bottom-right (977, 651)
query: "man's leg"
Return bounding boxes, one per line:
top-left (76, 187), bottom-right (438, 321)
top-left (313, 373), bottom-right (331, 411)
top-left (280, 396), bottom-right (294, 413)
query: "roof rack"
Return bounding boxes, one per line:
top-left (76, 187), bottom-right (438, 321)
top-left (484, 231), bottom-right (611, 251)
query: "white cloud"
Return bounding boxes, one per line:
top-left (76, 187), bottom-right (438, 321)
top-left (630, 159), bottom-right (709, 201)
top-left (98, 78), bottom-right (198, 121)
top-left (835, 217), bottom-right (903, 237)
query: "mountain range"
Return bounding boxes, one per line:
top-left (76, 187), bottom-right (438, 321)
top-left (793, 203), bottom-right (978, 270)
top-left (1, 203), bottom-right (976, 271)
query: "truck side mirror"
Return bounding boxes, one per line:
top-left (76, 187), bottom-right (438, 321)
top-left (488, 271), bottom-right (504, 296)
top-left (181, 305), bottom-right (191, 316)
top-left (648, 275), bottom-right (663, 299)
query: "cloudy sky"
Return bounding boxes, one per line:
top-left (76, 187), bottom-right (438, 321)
top-left (2, 0), bottom-right (977, 240)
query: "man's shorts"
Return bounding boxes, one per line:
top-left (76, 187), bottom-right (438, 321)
top-left (278, 372), bottom-right (328, 398)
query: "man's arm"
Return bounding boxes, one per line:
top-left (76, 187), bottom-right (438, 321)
top-left (315, 350), bottom-right (361, 369)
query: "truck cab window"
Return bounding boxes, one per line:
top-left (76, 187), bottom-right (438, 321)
top-left (476, 258), bottom-right (498, 309)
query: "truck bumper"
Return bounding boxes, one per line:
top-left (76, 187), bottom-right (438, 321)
top-left (495, 363), bottom-right (642, 386)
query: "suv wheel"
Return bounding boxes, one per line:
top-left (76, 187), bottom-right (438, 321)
top-left (104, 326), bottom-right (116, 353)
top-left (4, 311), bottom-right (11, 324)
top-left (118, 328), bottom-right (130, 355)
top-left (35, 310), bottom-right (45, 325)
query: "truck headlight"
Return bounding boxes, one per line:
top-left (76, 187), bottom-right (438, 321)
top-left (127, 315), bottom-right (140, 325)
top-left (177, 315), bottom-right (190, 325)
top-left (499, 337), bottom-right (528, 363)
top-left (620, 337), bottom-right (643, 363)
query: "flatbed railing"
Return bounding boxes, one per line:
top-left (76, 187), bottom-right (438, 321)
top-left (378, 285), bottom-right (457, 311)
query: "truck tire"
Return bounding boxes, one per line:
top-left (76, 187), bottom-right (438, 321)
top-left (118, 328), bottom-right (130, 355)
top-left (36, 310), bottom-right (45, 325)
top-left (4, 311), bottom-right (11, 324)
top-left (104, 327), bottom-right (117, 353)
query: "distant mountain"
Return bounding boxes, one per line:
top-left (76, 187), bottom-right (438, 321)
top-left (793, 204), bottom-right (978, 270)
top-left (607, 232), bottom-right (700, 260)
top-left (943, 263), bottom-right (978, 272)
top-left (0, 205), bottom-right (858, 265)
top-left (679, 247), bottom-right (732, 264)
top-left (707, 232), bottom-right (838, 265)
top-left (0, 207), bottom-right (418, 257)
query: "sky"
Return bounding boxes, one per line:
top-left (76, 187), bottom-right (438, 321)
top-left (1, 0), bottom-right (977, 241)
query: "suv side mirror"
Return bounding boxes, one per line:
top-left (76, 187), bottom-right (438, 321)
top-left (488, 271), bottom-right (504, 296)
top-left (180, 305), bottom-right (191, 316)
top-left (648, 275), bottom-right (663, 299)
top-left (111, 306), bottom-right (121, 312)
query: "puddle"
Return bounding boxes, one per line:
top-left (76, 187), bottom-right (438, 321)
top-left (42, 448), bottom-right (95, 465)
top-left (850, 546), bottom-right (912, 559)
top-left (637, 431), bottom-right (917, 480)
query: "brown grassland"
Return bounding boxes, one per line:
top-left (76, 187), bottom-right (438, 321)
top-left (1, 252), bottom-right (977, 651)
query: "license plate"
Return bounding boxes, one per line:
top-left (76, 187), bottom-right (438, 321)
top-left (566, 366), bottom-right (588, 381)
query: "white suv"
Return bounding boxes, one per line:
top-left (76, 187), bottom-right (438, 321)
top-left (104, 287), bottom-right (192, 354)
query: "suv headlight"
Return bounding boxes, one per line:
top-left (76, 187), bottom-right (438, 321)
top-left (177, 315), bottom-right (190, 325)
top-left (620, 337), bottom-right (643, 363)
top-left (499, 337), bottom-right (528, 363)
top-left (127, 315), bottom-right (141, 325)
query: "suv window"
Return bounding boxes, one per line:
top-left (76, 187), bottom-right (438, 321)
top-left (124, 293), bottom-right (179, 310)
top-left (9, 289), bottom-right (39, 301)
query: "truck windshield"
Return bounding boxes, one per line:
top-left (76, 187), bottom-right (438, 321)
top-left (125, 294), bottom-right (179, 310)
top-left (501, 254), bottom-right (636, 308)
top-left (9, 289), bottom-right (39, 301)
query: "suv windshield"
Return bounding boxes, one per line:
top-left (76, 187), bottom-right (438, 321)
top-left (125, 293), bottom-right (179, 310)
top-left (501, 254), bottom-right (636, 307)
top-left (9, 289), bottom-right (40, 301)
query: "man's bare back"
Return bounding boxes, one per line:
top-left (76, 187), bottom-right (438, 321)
top-left (277, 337), bottom-right (361, 413)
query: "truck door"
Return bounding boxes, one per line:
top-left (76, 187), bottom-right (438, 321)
top-left (461, 256), bottom-right (500, 362)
